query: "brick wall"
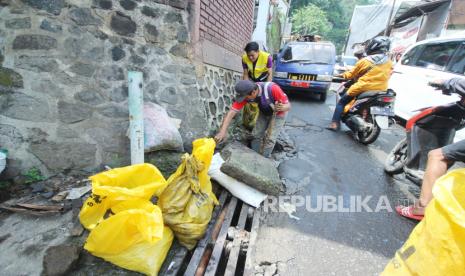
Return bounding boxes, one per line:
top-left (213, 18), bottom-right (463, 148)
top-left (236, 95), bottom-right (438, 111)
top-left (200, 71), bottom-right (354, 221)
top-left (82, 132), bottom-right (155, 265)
top-left (199, 0), bottom-right (254, 55)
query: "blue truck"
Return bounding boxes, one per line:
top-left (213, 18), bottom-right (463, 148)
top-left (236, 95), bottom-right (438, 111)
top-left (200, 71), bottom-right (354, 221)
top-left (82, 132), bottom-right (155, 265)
top-left (272, 41), bottom-right (336, 102)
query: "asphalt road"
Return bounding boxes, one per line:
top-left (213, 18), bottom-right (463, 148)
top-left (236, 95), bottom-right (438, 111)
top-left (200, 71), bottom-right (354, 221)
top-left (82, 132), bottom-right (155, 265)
top-left (253, 86), bottom-right (418, 275)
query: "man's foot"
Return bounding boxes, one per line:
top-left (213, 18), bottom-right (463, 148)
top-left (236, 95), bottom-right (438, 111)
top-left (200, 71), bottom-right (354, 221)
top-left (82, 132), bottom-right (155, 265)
top-left (325, 122), bottom-right (340, 131)
top-left (395, 205), bottom-right (424, 221)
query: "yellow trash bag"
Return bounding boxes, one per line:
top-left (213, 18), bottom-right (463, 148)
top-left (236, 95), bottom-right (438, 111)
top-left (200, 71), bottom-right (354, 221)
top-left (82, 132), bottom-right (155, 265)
top-left (84, 199), bottom-right (173, 276)
top-left (382, 169), bottom-right (465, 276)
top-left (79, 163), bottom-right (167, 230)
top-left (242, 102), bottom-right (259, 130)
top-left (158, 138), bottom-right (218, 250)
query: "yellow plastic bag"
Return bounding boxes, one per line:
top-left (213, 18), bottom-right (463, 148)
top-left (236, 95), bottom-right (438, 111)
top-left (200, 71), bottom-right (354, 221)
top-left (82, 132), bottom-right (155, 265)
top-left (382, 169), bottom-right (465, 276)
top-left (84, 199), bottom-right (173, 276)
top-left (158, 138), bottom-right (218, 250)
top-left (242, 102), bottom-right (259, 130)
top-left (80, 163), bottom-right (167, 230)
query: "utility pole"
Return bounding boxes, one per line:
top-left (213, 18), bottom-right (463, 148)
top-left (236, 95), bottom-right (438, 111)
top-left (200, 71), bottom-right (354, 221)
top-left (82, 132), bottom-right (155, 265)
top-left (385, 0), bottom-right (397, 36)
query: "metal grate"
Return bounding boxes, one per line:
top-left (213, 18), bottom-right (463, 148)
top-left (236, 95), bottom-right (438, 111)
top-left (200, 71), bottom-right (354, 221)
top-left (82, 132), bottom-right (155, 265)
top-left (288, 73), bottom-right (317, 81)
top-left (159, 189), bottom-right (261, 276)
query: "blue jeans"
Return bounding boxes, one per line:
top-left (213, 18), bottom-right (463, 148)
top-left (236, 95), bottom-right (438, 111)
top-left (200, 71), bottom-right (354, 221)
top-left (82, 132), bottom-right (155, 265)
top-left (332, 94), bottom-right (354, 124)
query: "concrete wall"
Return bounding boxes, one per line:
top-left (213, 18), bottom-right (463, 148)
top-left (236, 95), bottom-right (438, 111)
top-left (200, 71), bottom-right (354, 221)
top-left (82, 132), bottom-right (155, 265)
top-left (252, 0), bottom-right (270, 51)
top-left (189, 0), bottom-right (255, 131)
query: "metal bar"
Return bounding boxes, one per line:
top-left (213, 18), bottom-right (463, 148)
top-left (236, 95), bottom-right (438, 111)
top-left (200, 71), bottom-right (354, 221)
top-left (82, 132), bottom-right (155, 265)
top-left (204, 197), bottom-right (238, 276)
top-left (158, 241), bottom-right (189, 276)
top-left (128, 71), bottom-right (144, 164)
top-left (243, 208), bottom-right (261, 276)
top-left (224, 203), bottom-right (250, 276)
top-left (385, 0), bottom-right (397, 36)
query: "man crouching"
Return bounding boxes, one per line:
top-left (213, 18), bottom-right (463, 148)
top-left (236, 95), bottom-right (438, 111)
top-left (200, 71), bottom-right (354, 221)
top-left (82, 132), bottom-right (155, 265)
top-left (214, 80), bottom-right (291, 158)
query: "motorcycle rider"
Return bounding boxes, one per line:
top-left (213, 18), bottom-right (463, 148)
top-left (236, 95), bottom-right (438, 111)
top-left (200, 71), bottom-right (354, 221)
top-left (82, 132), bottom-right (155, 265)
top-left (327, 36), bottom-right (393, 131)
top-left (397, 78), bottom-right (465, 221)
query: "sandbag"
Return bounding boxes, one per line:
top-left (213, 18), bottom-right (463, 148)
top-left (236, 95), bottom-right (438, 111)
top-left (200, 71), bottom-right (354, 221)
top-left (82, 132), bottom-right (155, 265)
top-left (144, 102), bottom-right (183, 152)
top-left (79, 163), bottom-right (167, 230)
top-left (84, 199), bottom-right (173, 276)
top-left (158, 138), bottom-right (218, 250)
top-left (242, 102), bottom-right (259, 130)
top-left (382, 169), bottom-right (465, 275)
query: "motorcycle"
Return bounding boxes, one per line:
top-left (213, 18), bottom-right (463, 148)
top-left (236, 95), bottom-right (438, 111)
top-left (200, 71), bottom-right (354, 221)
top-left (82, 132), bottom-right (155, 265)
top-left (384, 82), bottom-right (465, 184)
top-left (336, 83), bottom-right (396, 144)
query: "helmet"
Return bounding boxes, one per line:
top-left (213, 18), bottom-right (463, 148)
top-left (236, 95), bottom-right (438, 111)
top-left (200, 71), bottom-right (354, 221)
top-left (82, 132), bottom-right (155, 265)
top-left (365, 36), bottom-right (391, 55)
top-left (353, 48), bottom-right (366, 59)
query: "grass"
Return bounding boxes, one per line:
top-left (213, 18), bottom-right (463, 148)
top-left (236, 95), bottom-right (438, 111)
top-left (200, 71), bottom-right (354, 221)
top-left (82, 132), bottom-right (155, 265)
top-left (23, 167), bottom-right (44, 184)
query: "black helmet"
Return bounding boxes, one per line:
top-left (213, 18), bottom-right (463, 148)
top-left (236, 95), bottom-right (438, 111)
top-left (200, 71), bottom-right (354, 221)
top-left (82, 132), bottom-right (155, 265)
top-left (365, 36), bottom-right (391, 55)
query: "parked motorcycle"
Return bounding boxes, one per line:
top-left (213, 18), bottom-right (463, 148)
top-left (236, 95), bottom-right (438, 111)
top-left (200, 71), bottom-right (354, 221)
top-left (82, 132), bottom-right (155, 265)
top-left (336, 83), bottom-right (396, 144)
top-left (384, 82), bottom-right (465, 184)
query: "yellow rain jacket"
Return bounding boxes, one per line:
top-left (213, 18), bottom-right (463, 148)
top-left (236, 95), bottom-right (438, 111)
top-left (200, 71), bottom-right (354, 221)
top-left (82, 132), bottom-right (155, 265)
top-left (242, 51), bottom-right (271, 80)
top-left (342, 57), bottom-right (392, 97)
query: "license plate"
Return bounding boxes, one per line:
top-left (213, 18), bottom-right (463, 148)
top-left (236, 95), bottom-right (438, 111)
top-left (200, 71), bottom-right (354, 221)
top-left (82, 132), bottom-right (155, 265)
top-left (290, 81), bottom-right (310, 88)
top-left (371, 106), bottom-right (394, 116)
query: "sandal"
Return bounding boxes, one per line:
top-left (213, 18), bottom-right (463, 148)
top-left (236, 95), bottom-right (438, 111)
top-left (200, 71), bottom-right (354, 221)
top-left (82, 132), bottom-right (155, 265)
top-left (395, 205), bottom-right (424, 221)
top-left (325, 122), bottom-right (340, 131)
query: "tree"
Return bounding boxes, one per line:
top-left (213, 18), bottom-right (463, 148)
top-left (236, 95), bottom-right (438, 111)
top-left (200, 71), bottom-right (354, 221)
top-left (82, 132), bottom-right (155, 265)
top-left (291, 4), bottom-right (332, 36)
top-left (289, 0), bottom-right (382, 53)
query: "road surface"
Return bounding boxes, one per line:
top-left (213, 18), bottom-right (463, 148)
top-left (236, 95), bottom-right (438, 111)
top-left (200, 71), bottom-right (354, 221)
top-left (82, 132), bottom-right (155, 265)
top-left (253, 87), bottom-right (418, 275)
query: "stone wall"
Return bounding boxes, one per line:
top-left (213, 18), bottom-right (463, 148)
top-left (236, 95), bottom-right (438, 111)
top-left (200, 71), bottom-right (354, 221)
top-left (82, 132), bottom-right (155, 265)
top-left (0, 0), bottom-right (210, 179)
top-left (199, 64), bottom-right (242, 134)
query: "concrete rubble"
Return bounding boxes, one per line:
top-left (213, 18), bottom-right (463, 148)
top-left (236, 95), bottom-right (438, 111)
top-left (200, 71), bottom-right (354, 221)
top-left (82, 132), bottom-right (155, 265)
top-left (43, 244), bottom-right (81, 276)
top-left (220, 142), bottom-right (283, 196)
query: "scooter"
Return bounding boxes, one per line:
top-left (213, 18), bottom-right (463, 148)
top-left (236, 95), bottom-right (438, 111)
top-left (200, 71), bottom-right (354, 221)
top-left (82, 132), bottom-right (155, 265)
top-left (336, 83), bottom-right (396, 144)
top-left (384, 82), bottom-right (465, 184)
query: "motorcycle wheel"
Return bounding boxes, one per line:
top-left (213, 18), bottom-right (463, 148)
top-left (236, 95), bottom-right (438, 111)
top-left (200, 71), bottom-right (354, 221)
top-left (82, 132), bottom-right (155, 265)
top-left (356, 116), bottom-right (380, 145)
top-left (384, 138), bottom-right (407, 175)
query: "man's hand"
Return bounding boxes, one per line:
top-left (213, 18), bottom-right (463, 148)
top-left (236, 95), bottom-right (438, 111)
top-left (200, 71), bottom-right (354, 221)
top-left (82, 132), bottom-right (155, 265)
top-left (214, 130), bottom-right (228, 143)
top-left (428, 79), bottom-right (446, 89)
top-left (275, 101), bottom-right (287, 112)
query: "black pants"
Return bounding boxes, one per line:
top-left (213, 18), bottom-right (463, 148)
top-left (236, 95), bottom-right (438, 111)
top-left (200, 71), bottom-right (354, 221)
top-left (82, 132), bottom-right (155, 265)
top-left (250, 73), bottom-right (269, 82)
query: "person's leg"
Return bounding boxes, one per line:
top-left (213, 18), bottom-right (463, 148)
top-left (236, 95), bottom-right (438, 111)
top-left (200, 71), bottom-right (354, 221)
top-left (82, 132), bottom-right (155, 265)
top-left (401, 139), bottom-right (465, 218)
top-left (251, 112), bottom-right (269, 153)
top-left (262, 115), bottom-right (286, 158)
top-left (413, 148), bottom-right (450, 215)
top-left (328, 94), bottom-right (353, 129)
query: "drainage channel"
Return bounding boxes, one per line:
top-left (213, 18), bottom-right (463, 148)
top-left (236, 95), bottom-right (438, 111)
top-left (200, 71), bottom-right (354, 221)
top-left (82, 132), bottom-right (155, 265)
top-left (159, 189), bottom-right (261, 276)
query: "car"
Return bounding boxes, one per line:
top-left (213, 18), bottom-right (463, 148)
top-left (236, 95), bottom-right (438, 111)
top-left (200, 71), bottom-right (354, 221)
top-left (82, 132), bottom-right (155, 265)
top-left (389, 36), bottom-right (465, 141)
top-left (272, 41), bottom-right (336, 102)
top-left (333, 55), bottom-right (358, 75)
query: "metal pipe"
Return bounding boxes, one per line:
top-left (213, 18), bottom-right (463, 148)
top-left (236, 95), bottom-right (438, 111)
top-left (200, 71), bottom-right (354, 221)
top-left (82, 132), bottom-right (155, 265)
top-left (385, 0), bottom-right (397, 36)
top-left (128, 71), bottom-right (144, 165)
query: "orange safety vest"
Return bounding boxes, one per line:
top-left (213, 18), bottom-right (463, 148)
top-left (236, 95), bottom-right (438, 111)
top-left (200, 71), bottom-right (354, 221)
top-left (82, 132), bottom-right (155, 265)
top-left (242, 51), bottom-right (271, 80)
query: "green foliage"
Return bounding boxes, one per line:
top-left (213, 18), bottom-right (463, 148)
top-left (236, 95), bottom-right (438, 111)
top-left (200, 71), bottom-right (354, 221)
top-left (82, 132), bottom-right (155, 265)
top-left (291, 4), bottom-right (332, 36)
top-left (23, 167), bottom-right (44, 184)
top-left (290, 0), bottom-right (382, 53)
top-left (0, 181), bottom-right (11, 190)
